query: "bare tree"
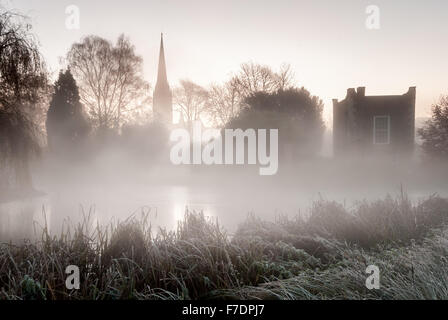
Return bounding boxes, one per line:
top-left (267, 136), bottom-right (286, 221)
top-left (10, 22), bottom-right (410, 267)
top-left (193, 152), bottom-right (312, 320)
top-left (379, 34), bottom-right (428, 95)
top-left (67, 35), bottom-right (150, 131)
top-left (231, 62), bottom-right (295, 98)
top-left (174, 80), bottom-right (209, 126)
top-left (275, 63), bottom-right (295, 91)
top-left (205, 63), bottom-right (295, 127)
top-left (206, 81), bottom-right (240, 128)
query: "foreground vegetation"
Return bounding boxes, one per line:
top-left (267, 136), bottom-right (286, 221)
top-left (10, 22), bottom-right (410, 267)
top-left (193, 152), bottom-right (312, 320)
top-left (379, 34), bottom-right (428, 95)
top-left (1, 193), bottom-right (448, 300)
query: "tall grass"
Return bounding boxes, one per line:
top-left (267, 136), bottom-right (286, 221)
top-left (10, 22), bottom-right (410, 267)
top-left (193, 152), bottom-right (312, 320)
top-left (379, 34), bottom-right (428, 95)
top-left (0, 193), bottom-right (448, 300)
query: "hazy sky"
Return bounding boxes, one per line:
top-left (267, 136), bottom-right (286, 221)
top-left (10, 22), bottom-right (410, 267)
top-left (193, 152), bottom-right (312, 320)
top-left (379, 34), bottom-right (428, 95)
top-left (5, 0), bottom-right (448, 123)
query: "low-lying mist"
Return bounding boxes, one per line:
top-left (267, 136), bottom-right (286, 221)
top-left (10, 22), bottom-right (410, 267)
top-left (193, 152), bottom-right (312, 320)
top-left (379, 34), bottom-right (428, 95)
top-left (1, 136), bottom-right (447, 243)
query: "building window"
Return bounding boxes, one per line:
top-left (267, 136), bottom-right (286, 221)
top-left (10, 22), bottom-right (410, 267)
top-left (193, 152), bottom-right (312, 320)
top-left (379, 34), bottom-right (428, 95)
top-left (373, 116), bottom-right (390, 144)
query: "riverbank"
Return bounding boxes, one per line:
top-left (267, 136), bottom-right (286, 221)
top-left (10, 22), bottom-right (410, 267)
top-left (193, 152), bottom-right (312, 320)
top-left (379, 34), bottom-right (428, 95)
top-left (1, 193), bottom-right (448, 300)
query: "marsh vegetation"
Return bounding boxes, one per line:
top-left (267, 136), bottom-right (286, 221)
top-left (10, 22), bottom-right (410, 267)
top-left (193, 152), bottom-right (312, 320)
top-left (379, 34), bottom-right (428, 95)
top-left (1, 193), bottom-right (448, 300)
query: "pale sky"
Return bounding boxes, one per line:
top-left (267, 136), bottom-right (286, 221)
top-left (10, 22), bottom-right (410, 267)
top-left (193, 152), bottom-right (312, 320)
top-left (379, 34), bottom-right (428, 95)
top-left (5, 0), bottom-right (448, 125)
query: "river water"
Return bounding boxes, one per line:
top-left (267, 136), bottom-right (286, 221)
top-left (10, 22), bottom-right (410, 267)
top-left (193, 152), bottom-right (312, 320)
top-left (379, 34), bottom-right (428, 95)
top-left (1, 159), bottom-right (447, 243)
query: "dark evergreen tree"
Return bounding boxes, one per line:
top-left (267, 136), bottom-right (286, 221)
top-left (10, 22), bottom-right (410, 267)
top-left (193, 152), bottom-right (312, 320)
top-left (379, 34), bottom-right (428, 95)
top-left (46, 69), bottom-right (90, 151)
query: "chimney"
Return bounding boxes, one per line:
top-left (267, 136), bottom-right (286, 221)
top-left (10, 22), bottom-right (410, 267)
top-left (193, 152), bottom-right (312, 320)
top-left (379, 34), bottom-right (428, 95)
top-left (346, 88), bottom-right (356, 97)
top-left (357, 87), bottom-right (365, 96)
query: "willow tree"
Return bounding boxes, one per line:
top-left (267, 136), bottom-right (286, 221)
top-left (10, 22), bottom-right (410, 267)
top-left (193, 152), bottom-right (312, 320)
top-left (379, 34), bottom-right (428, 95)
top-left (0, 10), bottom-right (48, 190)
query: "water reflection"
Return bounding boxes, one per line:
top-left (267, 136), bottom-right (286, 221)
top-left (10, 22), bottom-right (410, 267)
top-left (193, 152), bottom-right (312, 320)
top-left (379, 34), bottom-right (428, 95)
top-left (0, 185), bottom-right (222, 242)
top-left (0, 181), bottom-right (444, 243)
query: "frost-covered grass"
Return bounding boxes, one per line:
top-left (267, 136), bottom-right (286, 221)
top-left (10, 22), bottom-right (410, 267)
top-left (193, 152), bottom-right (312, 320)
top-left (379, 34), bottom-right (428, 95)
top-left (1, 194), bottom-right (448, 300)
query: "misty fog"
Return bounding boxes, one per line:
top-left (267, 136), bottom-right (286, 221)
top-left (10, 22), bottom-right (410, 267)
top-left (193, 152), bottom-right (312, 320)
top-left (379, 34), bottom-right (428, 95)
top-left (1, 130), bottom-right (446, 244)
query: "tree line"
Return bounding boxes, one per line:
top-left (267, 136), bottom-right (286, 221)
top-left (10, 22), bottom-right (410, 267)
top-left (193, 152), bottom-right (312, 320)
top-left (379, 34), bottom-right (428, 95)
top-left (46, 33), bottom-right (327, 163)
top-left (1, 9), bottom-right (448, 190)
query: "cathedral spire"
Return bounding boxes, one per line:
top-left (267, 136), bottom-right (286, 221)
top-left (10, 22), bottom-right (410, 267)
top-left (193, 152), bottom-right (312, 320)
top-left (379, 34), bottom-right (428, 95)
top-left (153, 33), bottom-right (173, 125)
top-left (156, 33), bottom-right (168, 86)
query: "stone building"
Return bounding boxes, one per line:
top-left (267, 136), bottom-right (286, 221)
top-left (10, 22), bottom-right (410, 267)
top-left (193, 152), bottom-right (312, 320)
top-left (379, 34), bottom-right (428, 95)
top-left (333, 87), bottom-right (416, 157)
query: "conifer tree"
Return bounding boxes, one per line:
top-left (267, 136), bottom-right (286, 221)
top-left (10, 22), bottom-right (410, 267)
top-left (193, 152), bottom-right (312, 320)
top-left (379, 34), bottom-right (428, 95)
top-left (46, 69), bottom-right (89, 151)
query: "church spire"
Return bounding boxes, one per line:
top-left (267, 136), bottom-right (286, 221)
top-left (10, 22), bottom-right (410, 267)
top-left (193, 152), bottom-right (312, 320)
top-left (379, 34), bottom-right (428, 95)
top-left (156, 33), bottom-right (168, 86)
top-left (153, 33), bottom-right (173, 125)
